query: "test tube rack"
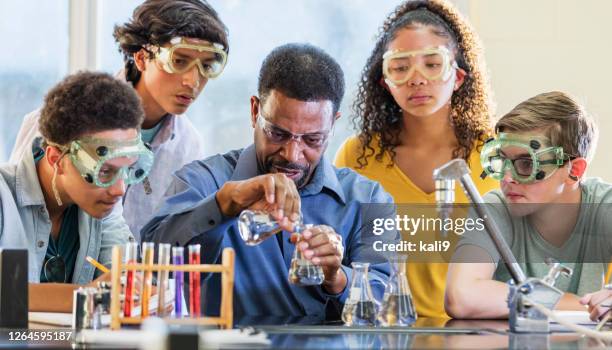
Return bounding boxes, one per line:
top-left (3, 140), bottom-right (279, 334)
top-left (109, 245), bottom-right (235, 330)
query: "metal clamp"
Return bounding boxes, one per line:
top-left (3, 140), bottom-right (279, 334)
top-left (542, 258), bottom-right (572, 287)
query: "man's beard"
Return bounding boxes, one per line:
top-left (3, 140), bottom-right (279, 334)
top-left (266, 158), bottom-right (311, 188)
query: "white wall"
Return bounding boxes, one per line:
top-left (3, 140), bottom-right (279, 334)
top-left (2, 0), bottom-right (610, 182)
top-left (467, 0), bottom-right (612, 180)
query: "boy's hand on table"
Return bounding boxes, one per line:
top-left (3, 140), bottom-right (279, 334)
top-left (580, 289), bottom-right (612, 321)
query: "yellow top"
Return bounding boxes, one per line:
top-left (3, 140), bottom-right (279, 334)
top-left (334, 135), bottom-right (498, 318)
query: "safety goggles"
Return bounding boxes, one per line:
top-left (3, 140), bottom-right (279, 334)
top-left (67, 135), bottom-right (154, 188)
top-left (382, 46), bottom-right (457, 87)
top-left (480, 133), bottom-right (570, 184)
top-left (257, 114), bottom-right (331, 149)
top-left (152, 36), bottom-right (227, 79)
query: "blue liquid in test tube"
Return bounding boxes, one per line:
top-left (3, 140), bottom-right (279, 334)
top-left (172, 246), bottom-right (184, 317)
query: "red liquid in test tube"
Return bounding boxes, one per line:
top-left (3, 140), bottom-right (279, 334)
top-left (123, 242), bottom-right (138, 317)
top-left (188, 244), bottom-right (201, 317)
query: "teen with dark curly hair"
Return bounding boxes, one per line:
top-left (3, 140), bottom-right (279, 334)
top-left (334, 0), bottom-right (497, 318)
top-left (0, 72), bottom-right (152, 312)
top-left (10, 0), bottom-right (229, 239)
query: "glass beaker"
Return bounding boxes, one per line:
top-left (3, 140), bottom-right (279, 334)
top-left (378, 255), bottom-right (417, 327)
top-left (288, 225), bottom-right (324, 286)
top-left (341, 262), bottom-right (380, 326)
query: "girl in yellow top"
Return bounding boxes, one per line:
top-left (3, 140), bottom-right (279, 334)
top-left (335, 0), bottom-right (497, 318)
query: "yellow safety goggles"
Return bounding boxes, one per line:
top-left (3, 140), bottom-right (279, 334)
top-left (153, 37), bottom-right (227, 79)
top-left (382, 46), bottom-right (457, 87)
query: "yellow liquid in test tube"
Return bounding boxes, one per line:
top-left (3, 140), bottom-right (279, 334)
top-left (141, 242), bottom-right (155, 318)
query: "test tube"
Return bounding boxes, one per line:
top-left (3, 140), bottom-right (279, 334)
top-left (157, 243), bottom-right (171, 317)
top-left (172, 246), bottom-right (184, 317)
top-left (188, 244), bottom-right (201, 317)
top-left (123, 242), bottom-right (138, 317)
top-left (141, 242), bottom-right (155, 318)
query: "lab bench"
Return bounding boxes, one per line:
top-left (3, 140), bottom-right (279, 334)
top-left (0, 317), bottom-right (606, 349)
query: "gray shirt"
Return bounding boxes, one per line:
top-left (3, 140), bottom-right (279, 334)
top-left (456, 178), bottom-right (612, 296)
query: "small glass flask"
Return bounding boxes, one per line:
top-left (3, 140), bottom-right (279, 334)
top-left (378, 255), bottom-right (417, 327)
top-left (238, 210), bottom-right (285, 246)
top-left (342, 262), bottom-right (380, 326)
top-left (288, 225), bottom-right (324, 286)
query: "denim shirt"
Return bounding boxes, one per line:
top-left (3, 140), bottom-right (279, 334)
top-left (0, 139), bottom-right (133, 284)
top-left (142, 145), bottom-right (397, 320)
top-left (9, 78), bottom-right (205, 240)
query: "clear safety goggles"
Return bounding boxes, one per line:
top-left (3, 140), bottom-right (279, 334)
top-left (152, 36), bottom-right (227, 79)
top-left (480, 133), bottom-right (570, 184)
top-left (67, 135), bottom-right (154, 188)
top-left (257, 114), bottom-right (331, 149)
top-left (382, 46), bottom-right (458, 87)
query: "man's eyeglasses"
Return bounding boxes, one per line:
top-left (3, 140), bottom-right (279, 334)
top-left (257, 113), bottom-right (331, 149)
top-left (43, 255), bottom-right (68, 283)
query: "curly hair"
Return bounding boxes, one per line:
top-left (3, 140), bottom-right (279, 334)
top-left (258, 43), bottom-right (345, 115)
top-left (113, 0), bottom-right (229, 85)
top-left (39, 71), bottom-right (144, 145)
top-left (353, 0), bottom-right (494, 168)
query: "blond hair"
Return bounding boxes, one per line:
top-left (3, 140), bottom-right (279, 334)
top-left (496, 91), bottom-right (598, 161)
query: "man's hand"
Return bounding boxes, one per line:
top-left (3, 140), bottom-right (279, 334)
top-left (580, 289), bottom-right (612, 321)
top-left (216, 173), bottom-right (301, 228)
top-left (296, 225), bottom-right (346, 294)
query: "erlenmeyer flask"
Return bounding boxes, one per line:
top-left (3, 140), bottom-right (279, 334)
top-left (288, 225), bottom-right (324, 286)
top-left (378, 255), bottom-right (417, 326)
top-left (342, 262), bottom-right (380, 326)
top-left (238, 210), bottom-right (284, 246)
top-left (238, 210), bottom-right (324, 286)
